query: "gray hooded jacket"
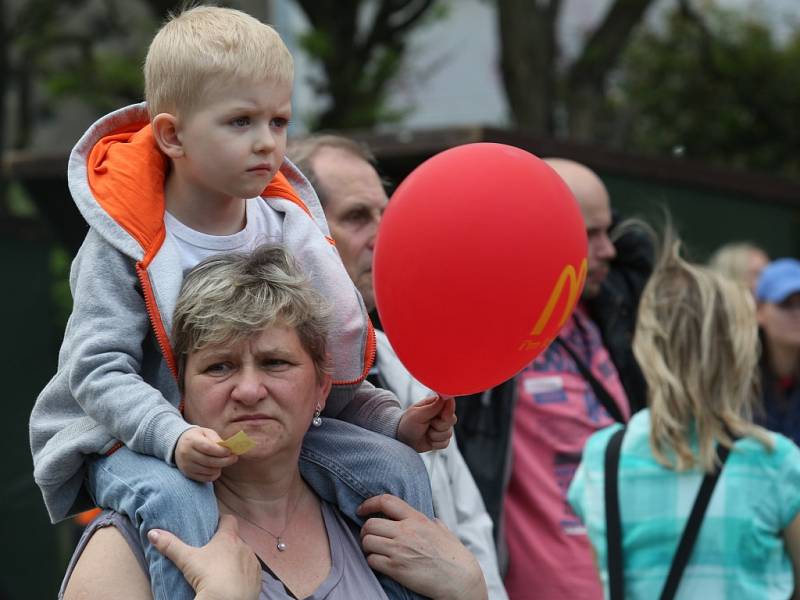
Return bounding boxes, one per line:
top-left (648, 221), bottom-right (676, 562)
top-left (30, 103), bottom-right (400, 522)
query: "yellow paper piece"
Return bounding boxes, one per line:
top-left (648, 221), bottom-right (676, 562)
top-left (217, 430), bottom-right (256, 455)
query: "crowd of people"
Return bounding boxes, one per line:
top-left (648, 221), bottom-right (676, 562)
top-left (27, 5), bottom-right (800, 600)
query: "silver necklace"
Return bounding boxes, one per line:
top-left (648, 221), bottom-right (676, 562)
top-left (218, 482), bottom-right (303, 552)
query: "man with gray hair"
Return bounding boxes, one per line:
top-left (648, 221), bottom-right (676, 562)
top-left (289, 135), bottom-right (509, 600)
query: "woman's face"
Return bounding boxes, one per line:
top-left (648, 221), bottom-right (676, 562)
top-left (758, 292), bottom-right (800, 348)
top-left (183, 324), bottom-right (331, 461)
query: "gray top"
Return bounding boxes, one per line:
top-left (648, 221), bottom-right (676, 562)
top-left (60, 501), bottom-right (389, 600)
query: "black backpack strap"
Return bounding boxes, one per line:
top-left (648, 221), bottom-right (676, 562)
top-left (604, 426), bottom-right (626, 600)
top-left (605, 424), bottom-right (735, 600)
top-left (659, 443), bottom-right (732, 600)
top-left (553, 336), bottom-right (626, 424)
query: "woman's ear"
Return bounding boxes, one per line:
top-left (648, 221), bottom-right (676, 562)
top-left (316, 372), bottom-right (332, 411)
top-left (152, 113), bottom-right (184, 158)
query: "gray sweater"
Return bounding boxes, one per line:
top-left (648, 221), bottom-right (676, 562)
top-left (30, 103), bottom-right (401, 522)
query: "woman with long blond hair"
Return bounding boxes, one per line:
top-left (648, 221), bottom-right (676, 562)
top-left (568, 237), bottom-right (800, 599)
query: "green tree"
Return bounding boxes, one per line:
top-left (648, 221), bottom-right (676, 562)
top-left (295, 0), bottom-right (443, 130)
top-left (2, 0), bottom-right (89, 208)
top-left (495, 0), bottom-right (655, 140)
top-left (3, 0), bottom-right (191, 152)
top-left (2, 0), bottom-right (186, 212)
top-left (615, 2), bottom-right (800, 178)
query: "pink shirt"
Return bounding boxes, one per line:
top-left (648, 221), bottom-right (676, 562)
top-left (504, 306), bottom-right (629, 600)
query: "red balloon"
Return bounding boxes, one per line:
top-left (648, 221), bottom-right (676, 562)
top-left (373, 143), bottom-right (587, 396)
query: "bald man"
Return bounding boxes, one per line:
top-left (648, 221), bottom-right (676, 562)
top-left (455, 159), bottom-right (650, 600)
top-left (547, 159), bottom-right (617, 297)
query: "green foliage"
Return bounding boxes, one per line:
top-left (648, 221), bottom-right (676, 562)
top-left (298, 30), bottom-right (333, 60)
top-left (6, 182), bottom-right (39, 218)
top-left (45, 51), bottom-right (145, 112)
top-left (299, 26), bottom-right (409, 129)
top-left (297, 0), bottom-right (444, 131)
top-left (616, 5), bottom-right (800, 178)
top-left (4, 0), bottom-right (190, 151)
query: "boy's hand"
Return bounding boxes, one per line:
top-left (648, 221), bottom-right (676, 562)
top-left (175, 427), bottom-right (238, 482)
top-left (396, 394), bottom-right (457, 452)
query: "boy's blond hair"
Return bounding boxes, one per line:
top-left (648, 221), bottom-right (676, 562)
top-left (144, 5), bottom-right (293, 118)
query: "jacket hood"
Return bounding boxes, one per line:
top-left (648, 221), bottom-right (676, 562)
top-left (68, 102), bottom-right (313, 267)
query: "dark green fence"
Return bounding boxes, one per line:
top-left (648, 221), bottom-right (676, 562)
top-left (606, 175), bottom-right (800, 260)
top-left (1, 231), bottom-right (71, 599)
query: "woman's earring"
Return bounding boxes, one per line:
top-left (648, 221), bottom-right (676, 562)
top-left (312, 404), bottom-right (323, 427)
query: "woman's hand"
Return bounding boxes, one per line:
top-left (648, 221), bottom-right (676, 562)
top-left (397, 394), bottom-right (457, 452)
top-left (149, 514), bottom-right (260, 600)
top-left (358, 494), bottom-right (488, 600)
top-left (175, 426), bottom-right (238, 481)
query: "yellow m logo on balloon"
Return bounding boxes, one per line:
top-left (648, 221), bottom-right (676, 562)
top-left (518, 258), bottom-right (588, 351)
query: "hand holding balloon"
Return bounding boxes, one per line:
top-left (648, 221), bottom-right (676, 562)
top-left (397, 394), bottom-right (456, 452)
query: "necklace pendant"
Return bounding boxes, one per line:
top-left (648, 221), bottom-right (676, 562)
top-left (276, 538), bottom-right (287, 552)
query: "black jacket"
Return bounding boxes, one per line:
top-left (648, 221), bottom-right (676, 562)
top-left (586, 220), bottom-right (654, 412)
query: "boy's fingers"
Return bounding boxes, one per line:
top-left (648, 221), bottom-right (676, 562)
top-left (187, 468), bottom-right (218, 481)
top-left (428, 428), bottom-right (452, 442)
top-left (197, 438), bottom-right (233, 457)
top-left (198, 427), bottom-right (223, 443)
top-left (415, 394), bottom-right (440, 407)
top-left (196, 454), bottom-right (238, 469)
top-left (220, 454), bottom-right (239, 466)
top-left (429, 416), bottom-right (456, 432)
top-left (410, 395), bottom-right (444, 421)
top-left (440, 395), bottom-right (456, 419)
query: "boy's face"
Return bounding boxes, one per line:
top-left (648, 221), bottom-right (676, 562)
top-left (173, 77), bottom-right (293, 204)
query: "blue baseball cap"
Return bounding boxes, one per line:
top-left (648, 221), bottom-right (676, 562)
top-left (756, 258), bottom-right (800, 303)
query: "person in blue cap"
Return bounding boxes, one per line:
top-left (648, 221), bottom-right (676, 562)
top-left (756, 258), bottom-right (800, 444)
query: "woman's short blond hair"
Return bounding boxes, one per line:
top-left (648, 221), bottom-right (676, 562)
top-left (144, 5), bottom-right (293, 118)
top-left (172, 245), bottom-right (331, 388)
top-left (634, 236), bottom-right (771, 472)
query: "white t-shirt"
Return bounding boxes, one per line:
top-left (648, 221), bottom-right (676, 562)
top-left (164, 197), bottom-right (284, 274)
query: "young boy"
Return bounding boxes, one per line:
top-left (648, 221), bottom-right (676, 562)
top-left (29, 7), bottom-right (454, 600)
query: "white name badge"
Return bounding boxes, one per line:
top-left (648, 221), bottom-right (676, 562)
top-left (523, 375), bottom-right (564, 396)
